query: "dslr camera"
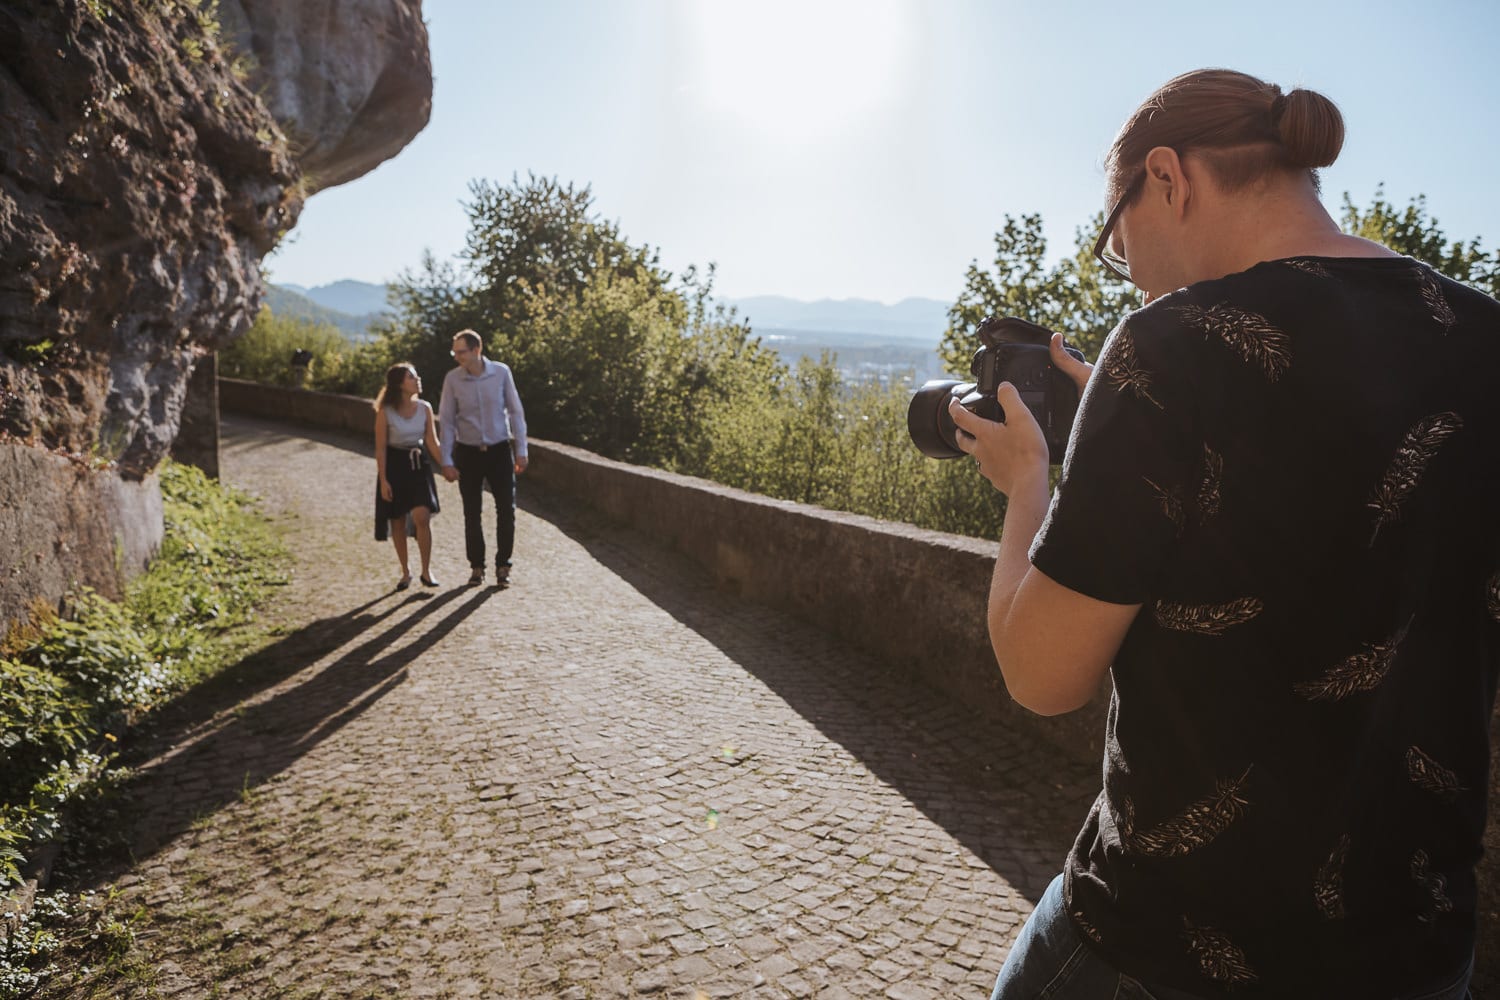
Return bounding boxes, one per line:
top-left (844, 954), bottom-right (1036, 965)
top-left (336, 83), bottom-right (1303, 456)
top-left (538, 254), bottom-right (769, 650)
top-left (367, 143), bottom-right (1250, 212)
top-left (907, 315), bottom-right (1084, 464)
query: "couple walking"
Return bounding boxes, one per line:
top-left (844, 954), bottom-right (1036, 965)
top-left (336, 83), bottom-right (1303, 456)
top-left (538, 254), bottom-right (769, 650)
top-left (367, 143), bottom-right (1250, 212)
top-left (372, 330), bottom-right (528, 590)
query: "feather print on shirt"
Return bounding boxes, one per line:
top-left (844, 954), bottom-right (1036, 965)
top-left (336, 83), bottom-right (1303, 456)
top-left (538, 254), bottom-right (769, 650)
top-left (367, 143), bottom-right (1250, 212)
top-left (1293, 619), bottom-right (1412, 702)
top-left (1283, 258), bottom-right (1335, 279)
top-left (1119, 767), bottom-right (1252, 858)
top-left (1406, 746), bottom-right (1466, 800)
top-left (1197, 445), bottom-right (1224, 519)
top-left (1183, 919), bottom-right (1258, 987)
top-left (1367, 412), bottom-right (1464, 546)
top-left (1100, 326), bottom-right (1164, 409)
top-left (1144, 477), bottom-right (1186, 535)
top-left (1071, 909), bottom-right (1103, 945)
top-left (1173, 303), bottom-right (1293, 381)
top-left (1314, 834), bottom-right (1350, 921)
top-left (1153, 597), bottom-right (1263, 635)
top-left (1418, 267), bottom-right (1457, 331)
top-left (1411, 850), bottom-right (1454, 925)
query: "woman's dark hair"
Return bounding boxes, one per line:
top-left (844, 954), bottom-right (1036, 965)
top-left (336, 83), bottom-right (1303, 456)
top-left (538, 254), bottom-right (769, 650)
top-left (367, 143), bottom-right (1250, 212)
top-left (1106, 68), bottom-right (1345, 204)
top-left (372, 362), bottom-right (416, 412)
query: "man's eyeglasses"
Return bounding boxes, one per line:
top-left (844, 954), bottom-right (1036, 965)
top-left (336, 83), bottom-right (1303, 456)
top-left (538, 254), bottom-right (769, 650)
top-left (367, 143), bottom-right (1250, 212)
top-left (1092, 170), bottom-right (1146, 283)
top-left (450, 346), bottom-right (471, 358)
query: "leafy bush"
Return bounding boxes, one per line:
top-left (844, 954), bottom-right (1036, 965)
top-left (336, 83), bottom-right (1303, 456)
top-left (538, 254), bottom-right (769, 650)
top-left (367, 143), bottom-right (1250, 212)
top-left (0, 663), bottom-right (90, 808)
top-left (1, 889), bottom-right (141, 1000)
top-left (219, 306), bottom-right (387, 396)
top-left (0, 462), bottom-right (287, 897)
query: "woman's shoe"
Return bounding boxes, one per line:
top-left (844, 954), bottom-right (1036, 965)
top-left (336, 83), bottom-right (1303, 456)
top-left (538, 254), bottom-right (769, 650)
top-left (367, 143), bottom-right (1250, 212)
top-left (420, 573), bottom-right (440, 587)
top-left (395, 573), bottom-right (413, 591)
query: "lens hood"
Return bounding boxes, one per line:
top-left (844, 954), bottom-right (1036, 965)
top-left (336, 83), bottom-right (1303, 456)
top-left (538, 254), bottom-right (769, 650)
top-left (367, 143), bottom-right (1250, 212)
top-left (907, 379), bottom-right (969, 459)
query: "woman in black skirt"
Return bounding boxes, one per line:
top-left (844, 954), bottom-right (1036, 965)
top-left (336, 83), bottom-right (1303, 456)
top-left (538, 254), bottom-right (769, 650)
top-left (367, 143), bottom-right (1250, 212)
top-left (374, 362), bottom-right (443, 589)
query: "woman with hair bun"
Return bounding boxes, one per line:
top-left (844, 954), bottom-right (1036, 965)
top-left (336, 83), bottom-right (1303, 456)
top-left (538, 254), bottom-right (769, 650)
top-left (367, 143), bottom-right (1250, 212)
top-left (373, 362), bottom-right (443, 589)
top-left (951, 69), bottom-right (1499, 998)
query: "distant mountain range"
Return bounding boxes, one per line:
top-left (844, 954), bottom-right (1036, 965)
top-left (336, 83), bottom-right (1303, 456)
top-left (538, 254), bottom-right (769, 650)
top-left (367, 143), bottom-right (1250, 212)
top-left (275, 279), bottom-right (393, 318)
top-left (727, 295), bottom-right (948, 343)
top-left (263, 280), bottom-right (953, 381)
top-left (268, 280), bottom-right (950, 344)
top-left (265, 281), bottom-right (392, 342)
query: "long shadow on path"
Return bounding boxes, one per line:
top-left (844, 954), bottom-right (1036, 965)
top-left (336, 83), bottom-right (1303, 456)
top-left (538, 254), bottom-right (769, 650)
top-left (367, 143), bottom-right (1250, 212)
top-left (80, 584), bottom-right (498, 886)
top-left (520, 485), bottom-right (1099, 905)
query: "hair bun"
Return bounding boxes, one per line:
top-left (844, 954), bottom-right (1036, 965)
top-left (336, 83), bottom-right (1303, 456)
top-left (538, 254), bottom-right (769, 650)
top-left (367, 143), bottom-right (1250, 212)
top-left (1276, 87), bottom-right (1344, 169)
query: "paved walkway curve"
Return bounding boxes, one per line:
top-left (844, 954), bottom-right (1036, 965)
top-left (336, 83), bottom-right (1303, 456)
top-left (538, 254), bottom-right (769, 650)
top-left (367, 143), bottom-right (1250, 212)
top-left (102, 415), bottom-right (1098, 999)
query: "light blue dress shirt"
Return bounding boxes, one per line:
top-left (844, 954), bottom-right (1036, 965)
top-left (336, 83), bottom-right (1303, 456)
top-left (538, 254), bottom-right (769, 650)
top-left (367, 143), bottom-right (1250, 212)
top-left (437, 358), bottom-right (528, 467)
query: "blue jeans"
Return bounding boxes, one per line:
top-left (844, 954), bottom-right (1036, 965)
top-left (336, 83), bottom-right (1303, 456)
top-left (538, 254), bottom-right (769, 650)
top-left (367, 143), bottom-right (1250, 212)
top-left (990, 874), bottom-right (1474, 1000)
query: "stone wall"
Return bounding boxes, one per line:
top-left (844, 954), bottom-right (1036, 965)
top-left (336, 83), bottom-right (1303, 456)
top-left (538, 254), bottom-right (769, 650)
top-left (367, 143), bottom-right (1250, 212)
top-left (220, 377), bottom-right (1500, 971)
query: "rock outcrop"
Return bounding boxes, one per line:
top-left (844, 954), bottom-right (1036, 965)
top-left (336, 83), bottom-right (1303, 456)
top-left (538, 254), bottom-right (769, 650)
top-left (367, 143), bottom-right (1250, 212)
top-left (0, 0), bottom-right (431, 627)
top-left (216, 0), bottom-right (433, 194)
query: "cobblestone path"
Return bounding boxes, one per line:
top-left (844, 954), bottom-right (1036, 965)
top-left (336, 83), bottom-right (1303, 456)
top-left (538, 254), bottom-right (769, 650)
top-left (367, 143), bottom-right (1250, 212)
top-left (104, 415), bottom-right (1099, 999)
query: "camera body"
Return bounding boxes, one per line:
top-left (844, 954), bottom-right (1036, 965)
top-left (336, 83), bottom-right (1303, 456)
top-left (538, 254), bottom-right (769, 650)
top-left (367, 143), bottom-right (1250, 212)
top-left (907, 316), bottom-right (1084, 464)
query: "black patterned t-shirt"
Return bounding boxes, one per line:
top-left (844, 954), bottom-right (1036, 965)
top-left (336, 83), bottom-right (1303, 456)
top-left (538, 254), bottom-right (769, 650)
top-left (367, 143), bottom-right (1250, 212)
top-left (1030, 256), bottom-right (1500, 998)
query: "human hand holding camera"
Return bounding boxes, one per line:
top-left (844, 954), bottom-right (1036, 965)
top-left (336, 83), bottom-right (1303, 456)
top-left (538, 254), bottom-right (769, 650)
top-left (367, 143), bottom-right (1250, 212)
top-left (909, 317), bottom-right (1092, 488)
top-left (949, 333), bottom-right (1093, 494)
top-left (948, 385), bottom-right (1049, 495)
top-left (1046, 331), bottom-right (1094, 395)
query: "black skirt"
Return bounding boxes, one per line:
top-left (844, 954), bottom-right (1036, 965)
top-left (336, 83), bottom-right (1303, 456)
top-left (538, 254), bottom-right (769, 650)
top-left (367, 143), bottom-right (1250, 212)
top-left (374, 446), bottom-right (441, 541)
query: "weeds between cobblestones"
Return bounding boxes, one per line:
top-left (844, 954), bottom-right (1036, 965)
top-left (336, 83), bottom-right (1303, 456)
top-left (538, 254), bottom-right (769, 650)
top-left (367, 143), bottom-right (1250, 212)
top-left (25, 415), bottom-right (1103, 998)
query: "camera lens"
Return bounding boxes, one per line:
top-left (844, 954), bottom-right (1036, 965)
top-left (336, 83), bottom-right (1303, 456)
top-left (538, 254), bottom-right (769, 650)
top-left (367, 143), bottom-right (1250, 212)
top-left (907, 380), bottom-right (969, 459)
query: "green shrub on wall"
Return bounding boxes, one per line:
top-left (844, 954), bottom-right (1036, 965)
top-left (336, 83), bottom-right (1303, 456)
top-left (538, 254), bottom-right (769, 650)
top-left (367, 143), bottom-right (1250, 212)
top-left (219, 306), bottom-right (387, 396)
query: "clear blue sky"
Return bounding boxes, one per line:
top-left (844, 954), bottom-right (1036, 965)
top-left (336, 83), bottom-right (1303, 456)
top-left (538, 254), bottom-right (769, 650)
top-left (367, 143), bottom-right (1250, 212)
top-left (265, 0), bottom-right (1500, 305)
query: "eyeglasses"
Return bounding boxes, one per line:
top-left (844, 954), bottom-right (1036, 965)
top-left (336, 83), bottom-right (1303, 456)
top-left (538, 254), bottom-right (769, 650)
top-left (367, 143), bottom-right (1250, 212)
top-left (450, 347), bottom-right (471, 358)
top-left (1092, 170), bottom-right (1146, 282)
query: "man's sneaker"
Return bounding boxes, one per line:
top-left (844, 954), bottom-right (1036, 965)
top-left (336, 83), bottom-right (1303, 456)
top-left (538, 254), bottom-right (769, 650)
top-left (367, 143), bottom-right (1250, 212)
top-left (467, 567), bottom-right (484, 586)
top-left (494, 564), bottom-right (511, 587)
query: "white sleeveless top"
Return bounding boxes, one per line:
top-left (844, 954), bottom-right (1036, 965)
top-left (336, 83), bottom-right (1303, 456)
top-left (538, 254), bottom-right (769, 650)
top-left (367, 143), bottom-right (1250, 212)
top-left (384, 400), bottom-right (430, 449)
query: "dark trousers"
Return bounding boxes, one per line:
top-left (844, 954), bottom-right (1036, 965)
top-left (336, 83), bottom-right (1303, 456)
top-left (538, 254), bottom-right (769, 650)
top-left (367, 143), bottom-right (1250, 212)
top-left (454, 441), bottom-right (515, 569)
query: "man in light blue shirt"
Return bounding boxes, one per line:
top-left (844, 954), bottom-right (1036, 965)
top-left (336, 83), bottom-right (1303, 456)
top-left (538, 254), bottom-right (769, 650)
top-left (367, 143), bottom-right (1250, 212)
top-left (438, 330), bottom-right (529, 586)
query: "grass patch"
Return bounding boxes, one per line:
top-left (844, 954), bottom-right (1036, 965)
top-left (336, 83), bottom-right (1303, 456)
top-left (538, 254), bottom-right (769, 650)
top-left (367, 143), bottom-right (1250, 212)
top-left (1, 461), bottom-right (290, 998)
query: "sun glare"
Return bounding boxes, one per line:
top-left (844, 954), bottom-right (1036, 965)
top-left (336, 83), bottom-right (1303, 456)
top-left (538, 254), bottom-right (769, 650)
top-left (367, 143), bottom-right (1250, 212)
top-left (682, 0), bottom-right (912, 143)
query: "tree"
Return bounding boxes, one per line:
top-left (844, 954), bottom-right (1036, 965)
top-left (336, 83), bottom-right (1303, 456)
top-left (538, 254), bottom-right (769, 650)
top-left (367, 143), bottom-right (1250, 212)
top-left (374, 174), bottom-right (787, 471)
top-left (1341, 186), bottom-right (1499, 298)
top-left (939, 214), bottom-right (1140, 375)
top-left (461, 173), bottom-right (668, 336)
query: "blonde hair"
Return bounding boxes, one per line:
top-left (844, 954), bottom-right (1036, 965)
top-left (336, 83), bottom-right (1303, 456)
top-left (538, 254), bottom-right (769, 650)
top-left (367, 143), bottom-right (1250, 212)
top-left (1106, 69), bottom-right (1345, 202)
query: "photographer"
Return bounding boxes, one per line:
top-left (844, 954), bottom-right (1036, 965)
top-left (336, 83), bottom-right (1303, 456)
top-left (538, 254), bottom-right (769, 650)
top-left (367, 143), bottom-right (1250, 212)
top-left (951, 69), bottom-right (1499, 999)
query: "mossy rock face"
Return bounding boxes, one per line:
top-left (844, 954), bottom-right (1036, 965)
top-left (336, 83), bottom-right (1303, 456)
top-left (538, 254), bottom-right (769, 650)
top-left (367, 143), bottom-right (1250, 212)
top-left (0, 0), bottom-right (431, 477)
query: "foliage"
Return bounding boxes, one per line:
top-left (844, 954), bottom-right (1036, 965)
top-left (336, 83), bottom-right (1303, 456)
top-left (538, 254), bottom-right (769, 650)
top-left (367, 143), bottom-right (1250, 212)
top-left (219, 306), bottom-right (386, 395)
top-left (376, 174), bottom-right (785, 471)
top-left (1, 889), bottom-right (146, 1000)
top-left (689, 368), bottom-right (1008, 538)
top-left (1341, 186), bottom-right (1499, 297)
top-left (461, 173), bottom-right (669, 335)
top-left (0, 463), bottom-right (286, 902)
top-left (940, 213), bottom-right (1140, 376)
